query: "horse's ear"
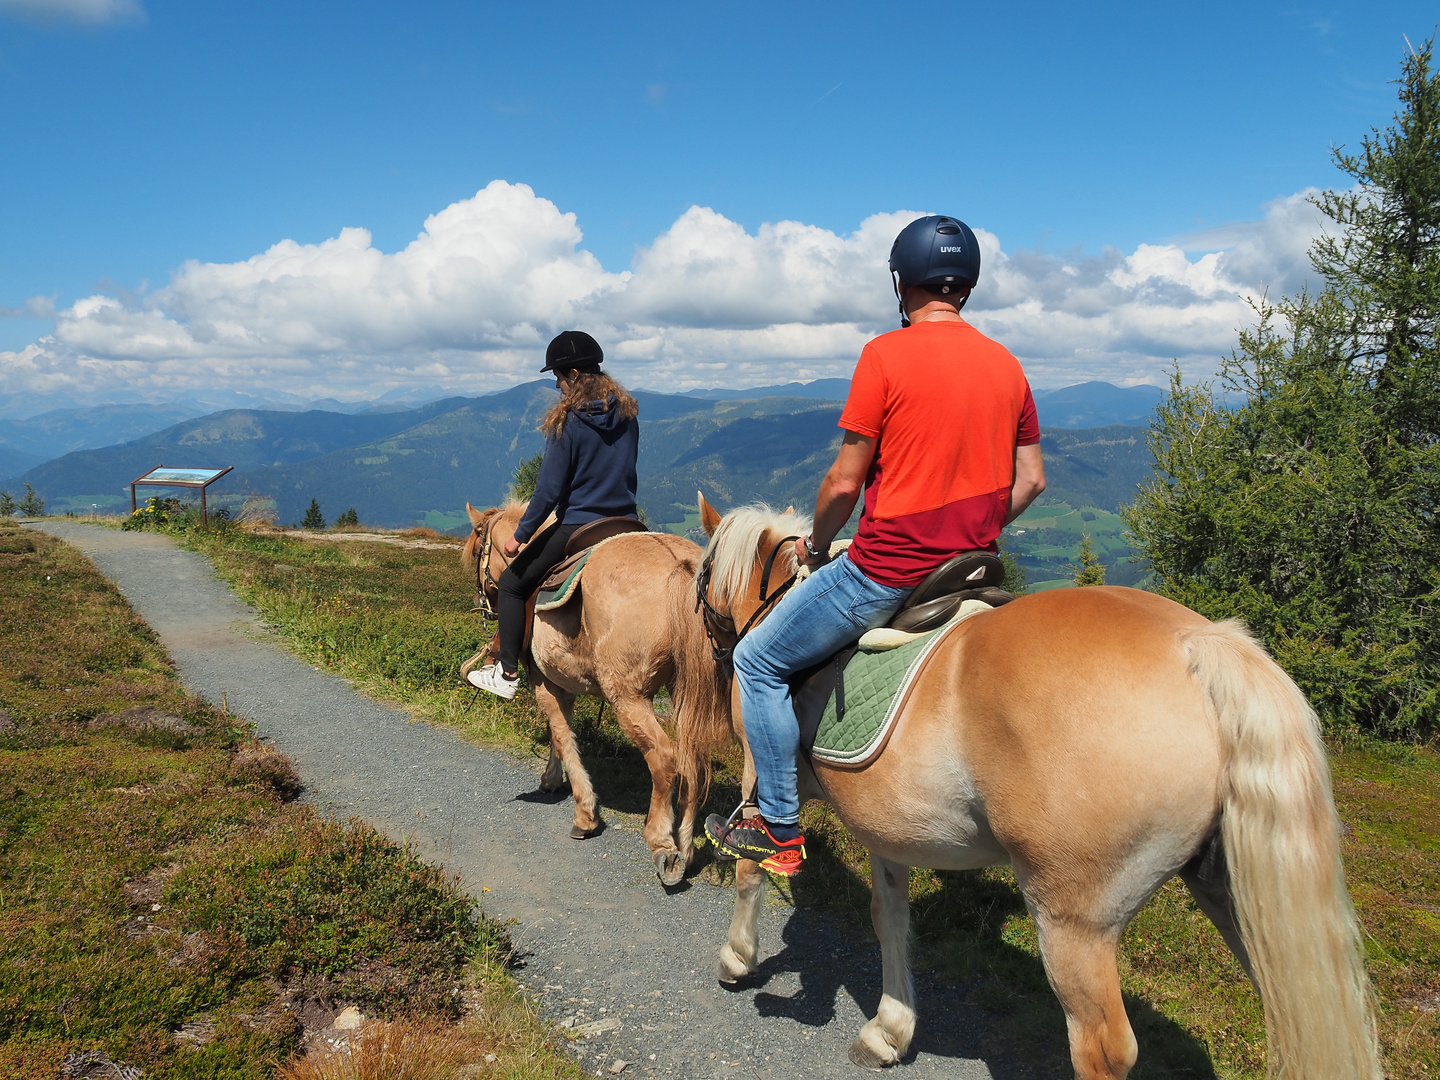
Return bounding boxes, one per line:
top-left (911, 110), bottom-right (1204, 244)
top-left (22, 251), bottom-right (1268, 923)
top-left (784, 505), bottom-right (794, 514)
top-left (466, 502), bottom-right (486, 526)
top-left (698, 491), bottom-right (722, 537)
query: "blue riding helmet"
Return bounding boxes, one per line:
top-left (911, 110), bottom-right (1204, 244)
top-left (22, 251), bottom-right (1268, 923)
top-left (888, 215), bottom-right (981, 325)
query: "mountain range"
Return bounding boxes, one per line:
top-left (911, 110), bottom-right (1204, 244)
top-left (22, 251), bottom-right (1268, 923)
top-left (639, 376), bottom-right (1164, 429)
top-left (5, 379), bottom-right (1159, 539)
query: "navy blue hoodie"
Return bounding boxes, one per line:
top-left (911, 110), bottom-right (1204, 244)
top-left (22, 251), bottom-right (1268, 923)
top-left (514, 395), bottom-right (639, 543)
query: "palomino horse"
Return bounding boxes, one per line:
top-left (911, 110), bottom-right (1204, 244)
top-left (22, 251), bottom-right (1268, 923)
top-left (685, 496), bottom-right (1379, 1080)
top-left (462, 501), bottom-right (727, 885)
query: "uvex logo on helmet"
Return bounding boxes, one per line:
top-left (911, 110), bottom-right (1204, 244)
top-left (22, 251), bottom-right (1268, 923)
top-left (888, 215), bottom-right (982, 325)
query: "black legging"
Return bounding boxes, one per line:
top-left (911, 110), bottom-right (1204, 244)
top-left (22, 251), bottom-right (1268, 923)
top-left (496, 520), bottom-right (580, 675)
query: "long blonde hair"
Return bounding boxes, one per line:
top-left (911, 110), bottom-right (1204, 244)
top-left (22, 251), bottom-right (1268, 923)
top-left (540, 371), bottom-right (638, 439)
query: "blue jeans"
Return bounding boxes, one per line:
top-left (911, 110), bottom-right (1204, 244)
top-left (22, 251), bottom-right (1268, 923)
top-left (733, 554), bottom-right (910, 825)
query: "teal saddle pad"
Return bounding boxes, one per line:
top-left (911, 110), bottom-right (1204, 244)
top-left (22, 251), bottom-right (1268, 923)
top-left (534, 550), bottom-right (591, 612)
top-left (807, 623), bottom-right (954, 768)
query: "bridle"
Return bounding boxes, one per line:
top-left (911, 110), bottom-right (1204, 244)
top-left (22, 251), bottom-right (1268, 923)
top-left (471, 510), bottom-right (514, 622)
top-left (694, 534), bottom-right (801, 668)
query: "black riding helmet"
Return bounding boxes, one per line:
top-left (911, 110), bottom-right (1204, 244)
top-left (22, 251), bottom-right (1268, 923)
top-left (541, 330), bottom-right (604, 374)
top-left (888, 215), bottom-right (981, 326)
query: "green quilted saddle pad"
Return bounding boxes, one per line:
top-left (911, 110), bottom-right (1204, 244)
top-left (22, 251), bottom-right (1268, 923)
top-left (535, 550), bottom-right (591, 612)
top-left (810, 625), bottom-right (949, 767)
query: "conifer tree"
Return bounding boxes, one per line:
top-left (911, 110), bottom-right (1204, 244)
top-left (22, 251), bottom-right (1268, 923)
top-left (19, 483), bottom-right (45, 517)
top-left (1072, 534), bottom-right (1107, 586)
top-left (301, 499), bottom-right (326, 530)
top-left (1124, 40), bottom-right (1440, 739)
top-left (511, 453), bottom-right (543, 503)
top-left (0, 490), bottom-right (14, 517)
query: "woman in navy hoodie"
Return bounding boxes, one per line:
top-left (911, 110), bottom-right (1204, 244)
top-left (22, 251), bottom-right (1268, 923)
top-left (469, 330), bottom-right (640, 700)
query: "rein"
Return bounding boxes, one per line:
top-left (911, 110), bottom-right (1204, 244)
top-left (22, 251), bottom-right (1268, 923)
top-left (471, 511), bottom-right (514, 622)
top-left (694, 534), bottom-right (800, 667)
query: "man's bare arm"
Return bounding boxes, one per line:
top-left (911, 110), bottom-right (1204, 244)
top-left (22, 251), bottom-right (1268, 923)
top-left (798, 430), bottom-right (877, 565)
top-left (1005, 442), bottom-right (1045, 525)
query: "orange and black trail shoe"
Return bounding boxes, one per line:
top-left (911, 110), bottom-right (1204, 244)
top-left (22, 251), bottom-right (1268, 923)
top-left (704, 812), bottom-right (806, 876)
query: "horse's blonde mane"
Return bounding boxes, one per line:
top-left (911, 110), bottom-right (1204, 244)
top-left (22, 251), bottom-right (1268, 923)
top-left (461, 499), bottom-right (532, 568)
top-left (702, 503), bottom-right (812, 606)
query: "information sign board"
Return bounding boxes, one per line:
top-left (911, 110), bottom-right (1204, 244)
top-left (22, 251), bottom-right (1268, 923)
top-left (130, 464), bottom-right (234, 526)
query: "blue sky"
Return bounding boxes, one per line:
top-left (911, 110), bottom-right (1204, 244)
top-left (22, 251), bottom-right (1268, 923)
top-left (0, 1), bottom-right (1434, 405)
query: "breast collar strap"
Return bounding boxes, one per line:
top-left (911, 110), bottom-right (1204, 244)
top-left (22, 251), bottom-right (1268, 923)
top-left (694, 535), bottom-right (800, 667)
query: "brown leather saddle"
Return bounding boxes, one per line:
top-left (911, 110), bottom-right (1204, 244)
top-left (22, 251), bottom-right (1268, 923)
top-left (539, 515), bottom-right (649, 591)
top-left (792, 550), bottom-right (1013, 759)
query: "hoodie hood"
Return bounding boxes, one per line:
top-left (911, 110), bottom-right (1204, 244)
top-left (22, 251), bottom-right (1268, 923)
top-left (572, 393), bottom-right (626, 434)
top-left (514, 391), bottom-right (639, 542)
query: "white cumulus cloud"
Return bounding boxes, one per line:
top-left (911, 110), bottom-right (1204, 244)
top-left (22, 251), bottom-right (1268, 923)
top-left (0, 180), bottom-right (1335, 404)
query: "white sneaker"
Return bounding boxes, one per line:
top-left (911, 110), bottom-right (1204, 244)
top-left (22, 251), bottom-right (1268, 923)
top-left (467, 662), bottom-right (520, 700)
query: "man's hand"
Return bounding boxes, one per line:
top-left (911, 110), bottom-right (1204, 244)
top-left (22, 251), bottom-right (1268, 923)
top-left (795, 535), bottom-right (828, 568)
top-left (503, 537), bottom-right (522, 558)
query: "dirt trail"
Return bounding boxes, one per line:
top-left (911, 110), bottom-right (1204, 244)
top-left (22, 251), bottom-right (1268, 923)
top-left (29, 523), bottom-right (1000, 1080)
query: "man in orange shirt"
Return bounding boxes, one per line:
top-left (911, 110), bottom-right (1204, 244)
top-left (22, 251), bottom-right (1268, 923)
top-left (706, 215), bottom-right (1046, 875)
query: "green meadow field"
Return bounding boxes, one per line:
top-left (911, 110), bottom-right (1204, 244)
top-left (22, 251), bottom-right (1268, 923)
top-left (1004, 498), bottom-right (1141, 590)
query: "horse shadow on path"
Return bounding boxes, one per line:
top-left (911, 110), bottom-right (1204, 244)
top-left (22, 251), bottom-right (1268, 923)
top-left (510, 707), bottom-right (1222, 1077)
top-left (733, 871), bottom-right (1223, 1080)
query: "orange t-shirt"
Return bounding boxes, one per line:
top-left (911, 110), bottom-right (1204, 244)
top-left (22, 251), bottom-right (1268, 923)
top-left (838, 320), bottom-right (1039, 587)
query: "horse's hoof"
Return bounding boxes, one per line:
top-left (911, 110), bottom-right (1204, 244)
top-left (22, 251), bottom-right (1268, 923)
top-left (848, 1033), bottom-right (899, 1070)
top-left (717, 944), bottom-right (753, 985)
top-left (570, 822), bottom-right (602, 839)
top-left (654, 850), bottom-right (685, 887)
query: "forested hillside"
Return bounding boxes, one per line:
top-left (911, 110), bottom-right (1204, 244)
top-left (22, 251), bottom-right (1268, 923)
top-left (13, 383), bottom-right (1155, 574)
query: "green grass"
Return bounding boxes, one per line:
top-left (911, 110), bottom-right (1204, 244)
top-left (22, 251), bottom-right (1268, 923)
top-left (155, 520), bottom-right (1438, 1079)
top-left (0, 521), bottom-right (585, 1079)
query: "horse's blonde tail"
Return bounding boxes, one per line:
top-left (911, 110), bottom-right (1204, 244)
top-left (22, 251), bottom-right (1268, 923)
top-left (1184, 619), bottom-right (1380, 1080)
top-left (669, 564), bottom-right (731, 812)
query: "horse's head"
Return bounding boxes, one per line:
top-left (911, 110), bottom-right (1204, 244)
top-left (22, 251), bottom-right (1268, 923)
top-left (462, 500), bottom-right (527, 618)
top-left (694, 491), bottom-right (811, 663)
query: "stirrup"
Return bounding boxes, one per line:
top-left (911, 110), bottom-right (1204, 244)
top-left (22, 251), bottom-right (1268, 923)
top-left (723, 798), bottom-right (759, 829)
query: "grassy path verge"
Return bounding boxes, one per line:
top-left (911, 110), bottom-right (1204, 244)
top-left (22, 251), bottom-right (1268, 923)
top-left (175, 522), bottom-right (1440, 1078)
top-left (0, 521), bottom-right (583, 1080)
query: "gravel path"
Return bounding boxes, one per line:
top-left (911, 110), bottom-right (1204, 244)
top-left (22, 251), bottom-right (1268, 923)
top-left (29, 523), bottom-right (1001, 1080)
